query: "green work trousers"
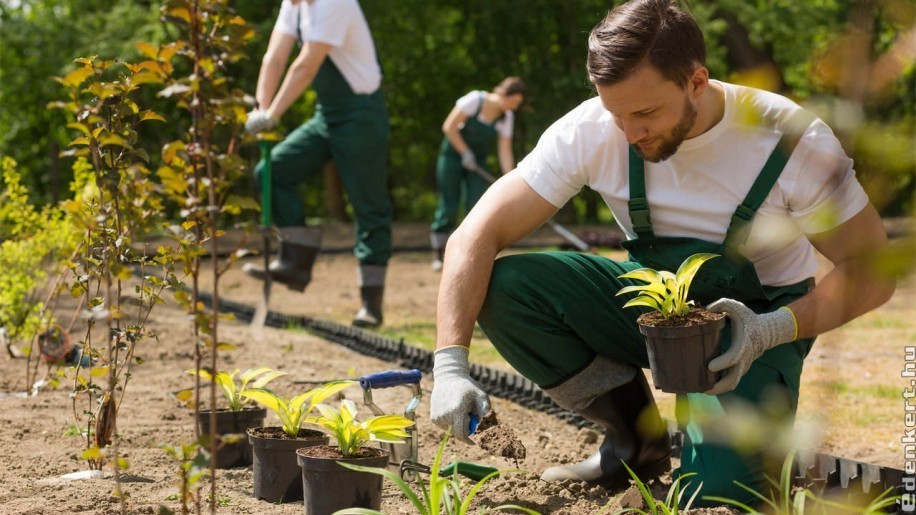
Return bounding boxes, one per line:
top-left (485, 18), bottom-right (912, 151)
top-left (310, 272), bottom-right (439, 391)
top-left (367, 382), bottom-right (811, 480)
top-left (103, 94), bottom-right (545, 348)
top-left (477, 251), bottom-right (811, 506)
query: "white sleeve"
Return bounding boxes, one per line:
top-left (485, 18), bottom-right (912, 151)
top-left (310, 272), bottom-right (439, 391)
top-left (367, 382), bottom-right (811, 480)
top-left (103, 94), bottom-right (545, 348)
top-left (516, 122), bottom-right (585, 208)
top-left (455, 91), bottom-right (482, 116)
top-left (784, 121), bottom-right (869, 234)
top-left (495, 111), bottom-right (514, 138)
top-left (273, 0), bottom-right (298, 37)
top-left (307, 0), bottom-right (351, 47)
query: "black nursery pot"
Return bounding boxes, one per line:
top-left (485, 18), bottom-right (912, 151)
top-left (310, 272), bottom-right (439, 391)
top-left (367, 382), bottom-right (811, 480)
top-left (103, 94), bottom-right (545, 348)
top-left (297, 446), bottom-right (389, 515)
top-left (639, 315), bottom-right (726, 394)
top-left (196, 408), bottom-right (266, 469)
top-left (248, 427), bottom-right (329, 503)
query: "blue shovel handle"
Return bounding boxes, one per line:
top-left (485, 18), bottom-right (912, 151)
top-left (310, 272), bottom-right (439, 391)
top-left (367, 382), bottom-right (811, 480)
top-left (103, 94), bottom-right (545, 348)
top-left (468, 413), bottom-right (480, 435)
top-left (359, 369), bottom-right (422, 389)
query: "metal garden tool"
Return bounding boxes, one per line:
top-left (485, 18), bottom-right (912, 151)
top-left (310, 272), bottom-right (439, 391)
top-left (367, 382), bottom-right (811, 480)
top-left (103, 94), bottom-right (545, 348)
top-left (398, 459), bottom-right (499, 482)
top-left (468, 163), bottom-right (592, 252)
top-left (359, 369), bottom-right (423, 469)
top-left (251, 140), bottom-right (275, 329)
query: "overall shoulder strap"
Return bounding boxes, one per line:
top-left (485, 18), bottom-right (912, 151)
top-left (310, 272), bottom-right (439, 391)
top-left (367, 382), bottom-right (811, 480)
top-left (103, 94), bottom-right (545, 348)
top-left (626, 145), bottom-right (654, 237)
top-left (473, 92), bottom-right (485, 118)
top-left (723, 110), bottom-right (817, 247)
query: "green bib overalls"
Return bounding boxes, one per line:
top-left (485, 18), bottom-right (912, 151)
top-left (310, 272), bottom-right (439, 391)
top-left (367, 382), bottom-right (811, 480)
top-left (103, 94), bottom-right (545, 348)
top-left (477, 126), bottom-right (815, 505)
top-left (431, 93), bottom-right (500, 235)
top-left (257, 58), bottom-right (392, 265)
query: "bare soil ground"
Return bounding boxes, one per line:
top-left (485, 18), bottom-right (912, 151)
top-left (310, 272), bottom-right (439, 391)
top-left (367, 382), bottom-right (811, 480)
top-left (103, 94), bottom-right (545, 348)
top-left (0, 222), bottom-right (911, 514)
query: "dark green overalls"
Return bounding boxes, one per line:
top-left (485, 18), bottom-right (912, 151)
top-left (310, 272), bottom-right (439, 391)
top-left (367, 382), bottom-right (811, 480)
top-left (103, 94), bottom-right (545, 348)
top-left (477, 127), bottom-right (815, 505)
top-left (430, 93), bottom-right (500, 235)
top-left (257, 59), bottom-right (392, 266)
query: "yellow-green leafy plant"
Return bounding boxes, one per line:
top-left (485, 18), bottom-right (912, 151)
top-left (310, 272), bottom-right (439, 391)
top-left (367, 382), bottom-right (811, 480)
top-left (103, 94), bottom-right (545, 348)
top-left (243, 380), bottom-right (357, 438)
top-left (0, 157), bottom-right (78, 367)
top-left (617, 253), bottom-right (719, 319)
top-left (307, 399), bottom-right (415, 458)
top-left (335, 428), bottom-right (540, 515)
top-left (612, 461), bottom-right (700, 515)
top-left (186, 367), bottom-right (286, 412)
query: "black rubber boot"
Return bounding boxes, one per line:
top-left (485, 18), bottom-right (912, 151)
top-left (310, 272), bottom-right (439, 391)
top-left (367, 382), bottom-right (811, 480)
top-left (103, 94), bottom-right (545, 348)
top-left (352, 286), bottom-right (384, 328)
top-left (242, 240), bottom-right (319, 292)
top-left (541, 373), bottom-right (671, 489)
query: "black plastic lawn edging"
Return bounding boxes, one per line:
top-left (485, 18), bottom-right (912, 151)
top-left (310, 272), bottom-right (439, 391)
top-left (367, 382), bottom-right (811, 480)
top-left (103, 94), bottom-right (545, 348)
top-left (200, 293), bottom-right (907, 507)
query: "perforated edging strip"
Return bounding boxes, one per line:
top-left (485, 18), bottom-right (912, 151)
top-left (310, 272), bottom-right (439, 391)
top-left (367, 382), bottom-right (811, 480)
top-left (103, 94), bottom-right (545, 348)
top-left (205, 293), bottom-right (907, 504)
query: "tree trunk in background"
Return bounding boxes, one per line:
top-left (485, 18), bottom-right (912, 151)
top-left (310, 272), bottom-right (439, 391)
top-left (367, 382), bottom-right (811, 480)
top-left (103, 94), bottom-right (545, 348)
top-left (323, 162), bottom-right (348, 222)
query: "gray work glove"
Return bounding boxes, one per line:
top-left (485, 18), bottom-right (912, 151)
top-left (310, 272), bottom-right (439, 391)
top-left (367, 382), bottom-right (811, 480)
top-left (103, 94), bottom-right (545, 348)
top-left (705, 298), bottom-right (798, 395)
top-left (245, 109), bottom-right (278, 134)
top-left (460, 149), bottom-right (477, 171)
top-left (430, 345), bottom-right (490, 444)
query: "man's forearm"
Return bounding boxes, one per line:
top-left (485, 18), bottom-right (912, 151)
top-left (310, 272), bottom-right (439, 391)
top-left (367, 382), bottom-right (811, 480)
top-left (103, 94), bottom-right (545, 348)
top-left (788, 258), bottom-right (895, 339)
top-left (435, 233), bottom-right (499, 349)
top-left (266, 63), bottom-right (317, 120)
top-left (255, 56), bottom-right (285, 109)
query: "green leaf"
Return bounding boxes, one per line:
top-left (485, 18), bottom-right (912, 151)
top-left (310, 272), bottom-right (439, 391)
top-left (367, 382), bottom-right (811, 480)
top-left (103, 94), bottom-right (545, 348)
top-left (59, 66), bottom-right (93, 87)
top-left (139, 110), bottom-right (166, 123)
top-left (135, 42), bottom-right (158, 59)
top-left (619, 268), bottom-right (663, 284)
top-left (623, 297), bottom-right (662, 311)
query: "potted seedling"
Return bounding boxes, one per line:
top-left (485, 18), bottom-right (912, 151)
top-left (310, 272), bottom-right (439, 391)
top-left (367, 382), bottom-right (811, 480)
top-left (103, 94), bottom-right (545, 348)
top-left (243, 379), bottom-right (357, 503)
top-left (617, 253), bottom-right (725, 393)
top-left (297, 398), bottom-right (414, 514)
top-left (184, 367), bottom-right (285, 468)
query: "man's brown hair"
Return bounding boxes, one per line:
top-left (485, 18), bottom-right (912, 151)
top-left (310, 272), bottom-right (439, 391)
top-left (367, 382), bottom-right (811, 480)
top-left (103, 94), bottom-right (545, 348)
top-left (586, 0), bottom-right (706, 87)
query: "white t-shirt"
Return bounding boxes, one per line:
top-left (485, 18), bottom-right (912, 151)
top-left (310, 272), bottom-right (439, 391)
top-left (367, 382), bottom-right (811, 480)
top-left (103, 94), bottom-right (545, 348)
top-left (517, 81), bottom-right (868, 286)
top-left (456, 91), bottom-right (515, 138)
top-left (274, 0), bottom-right (381, 94)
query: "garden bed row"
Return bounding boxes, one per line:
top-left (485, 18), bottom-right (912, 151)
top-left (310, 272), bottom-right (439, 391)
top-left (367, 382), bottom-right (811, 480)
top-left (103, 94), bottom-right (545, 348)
top-left (204, 292), bottom-right (906, 504)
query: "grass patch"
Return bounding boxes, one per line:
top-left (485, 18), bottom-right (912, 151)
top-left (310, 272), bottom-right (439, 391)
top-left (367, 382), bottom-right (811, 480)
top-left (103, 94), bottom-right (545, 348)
top-left (376, 320), bottom-right (436, 349)
top-left (818, 380), bottom-right (900, 400)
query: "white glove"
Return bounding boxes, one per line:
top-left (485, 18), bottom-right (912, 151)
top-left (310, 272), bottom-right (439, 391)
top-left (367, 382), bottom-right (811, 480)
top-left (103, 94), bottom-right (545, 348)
top-left (460, 149), bottom-right (477, 171)
top-left (245, 109), bottom-right (278, 134)
top-left (430, 346), bottom-right (490, 444)
top-left (705, 298), bottom-right (798, 395)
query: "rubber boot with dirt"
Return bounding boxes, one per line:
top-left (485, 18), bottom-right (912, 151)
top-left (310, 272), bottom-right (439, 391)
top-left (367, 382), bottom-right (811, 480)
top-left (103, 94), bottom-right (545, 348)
top-left (430, 232), bottom-right (448, 272)
top-left (352, 264), bottom-right (386, 328)
top-left (540, 373), bottom-right (671, 489)
top-left (242, 226), bottom-right (320, 292)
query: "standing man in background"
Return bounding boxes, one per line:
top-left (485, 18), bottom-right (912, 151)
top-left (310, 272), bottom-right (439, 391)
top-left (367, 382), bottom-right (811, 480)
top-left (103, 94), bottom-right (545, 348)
top-left (245, 0), bottom-right (392, 328)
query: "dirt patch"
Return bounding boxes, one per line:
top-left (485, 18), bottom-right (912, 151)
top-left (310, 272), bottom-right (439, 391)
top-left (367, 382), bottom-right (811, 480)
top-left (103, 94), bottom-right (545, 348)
top-left (474, 410), bottom-right (527, 464)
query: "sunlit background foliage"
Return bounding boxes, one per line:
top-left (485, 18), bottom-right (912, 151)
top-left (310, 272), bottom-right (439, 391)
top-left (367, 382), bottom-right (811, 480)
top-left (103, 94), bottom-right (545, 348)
top-left (1, 0), bottom-right (913, 222)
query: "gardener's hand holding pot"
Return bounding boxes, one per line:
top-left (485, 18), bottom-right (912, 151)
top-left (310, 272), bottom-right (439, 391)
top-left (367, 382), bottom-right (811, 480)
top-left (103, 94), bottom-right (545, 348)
top-left (705, 298), bottom-right (798, 395)
top-left (430, 345), bottom-right (490, 444)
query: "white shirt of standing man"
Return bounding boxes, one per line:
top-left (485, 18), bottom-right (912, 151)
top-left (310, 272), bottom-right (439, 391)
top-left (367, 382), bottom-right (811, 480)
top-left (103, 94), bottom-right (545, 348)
top-left (275, 0), bottom-right (381, 94)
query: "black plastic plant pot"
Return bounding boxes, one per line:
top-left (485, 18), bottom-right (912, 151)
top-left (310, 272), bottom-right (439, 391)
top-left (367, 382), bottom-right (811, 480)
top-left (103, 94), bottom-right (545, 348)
top-left (297, 445), bottom-right (389, 515)
top-left (196, 408), bottom-right (267, 469)
top-left (639, 314), bottom-right (726, 394)
top-left (248, 427), bottom-right (329, 503)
